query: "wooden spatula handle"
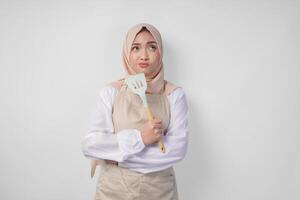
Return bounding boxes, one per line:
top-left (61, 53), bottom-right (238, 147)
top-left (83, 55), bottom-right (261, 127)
top-left (145, 107), bottom-right (166, 153)
top-left (145, 107), bottom-right (153, 120)
top-left (158, 140), bottom-right (166, 153)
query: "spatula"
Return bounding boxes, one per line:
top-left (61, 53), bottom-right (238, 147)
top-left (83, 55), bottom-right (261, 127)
top-left (125, 73), bottom-right (166, 153)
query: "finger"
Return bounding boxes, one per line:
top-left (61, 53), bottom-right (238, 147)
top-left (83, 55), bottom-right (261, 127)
top-left (152, 123), bottom-right (162, 129)
top-left (150, 119), bottom-right (162, 126)
top-left (106, 160), bottom-right (118, 164)
top-left (155, 132), bottom-right (162, 140)
top-left (152, 120), bottom-right (162, 126)
top-left (154, 128), bottom-right (163, 135)
top-left (152, 118), bottom-right (162, 123)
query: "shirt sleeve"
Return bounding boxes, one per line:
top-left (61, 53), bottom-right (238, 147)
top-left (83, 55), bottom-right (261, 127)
top-left (118, 87), bottom-right (189, 172)
top-left (81, 86), bottom-right (146, 162)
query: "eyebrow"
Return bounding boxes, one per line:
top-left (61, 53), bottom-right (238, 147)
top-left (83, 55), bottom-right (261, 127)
top-left (132, 41), bottom-right (157, 45)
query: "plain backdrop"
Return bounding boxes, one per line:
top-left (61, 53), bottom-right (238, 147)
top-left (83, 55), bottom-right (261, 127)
top-left (0, 0), bottom-right (299, 199)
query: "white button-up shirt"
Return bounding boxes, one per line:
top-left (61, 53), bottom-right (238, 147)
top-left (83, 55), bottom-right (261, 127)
top-left (81, 85), bottom-right (189, 174)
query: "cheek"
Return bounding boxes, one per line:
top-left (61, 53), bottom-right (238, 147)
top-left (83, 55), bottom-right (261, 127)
top-left (129, 53), bottom-right (137, 65)
top-left (151, 51), bottom-right (161, 64)
top-left (129, 54), bottom-right (140, 72)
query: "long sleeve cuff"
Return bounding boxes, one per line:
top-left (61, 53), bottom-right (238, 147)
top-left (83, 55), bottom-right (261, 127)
top-left (116, 129), bottom-right (146, 158)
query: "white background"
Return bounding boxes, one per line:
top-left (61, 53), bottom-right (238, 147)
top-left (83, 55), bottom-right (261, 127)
top-left (0, 0), bottom-right (299, 199)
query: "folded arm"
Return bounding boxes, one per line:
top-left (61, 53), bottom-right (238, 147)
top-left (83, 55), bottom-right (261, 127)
top-left (118, 88), bottom-right (189, 172)
top-left (81, 86), bottom-right (145, 162)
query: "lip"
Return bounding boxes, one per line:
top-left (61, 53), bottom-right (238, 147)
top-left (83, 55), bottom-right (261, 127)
top-left (138, 63), bottom-right (149, 68)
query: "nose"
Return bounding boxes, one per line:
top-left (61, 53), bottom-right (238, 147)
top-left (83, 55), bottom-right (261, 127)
top-left (140, 48), bottom-right (149, 61)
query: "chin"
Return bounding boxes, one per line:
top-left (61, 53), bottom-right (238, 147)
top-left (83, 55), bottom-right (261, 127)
top-left (137, 68), bottom-right (149, 73)
top-left (134, 66), bottom-right (155, 76)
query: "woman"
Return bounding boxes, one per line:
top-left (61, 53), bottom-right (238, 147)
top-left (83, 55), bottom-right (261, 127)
top-left (81, 23), bottom-right (189, 200)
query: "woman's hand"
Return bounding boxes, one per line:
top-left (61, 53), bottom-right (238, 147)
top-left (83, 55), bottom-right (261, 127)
top-left (140, 117), bottom-right (163, 145)
top-left (103, 118), bottom-right (162, 164)
top-left (105, 159), bottom-right (118, 165)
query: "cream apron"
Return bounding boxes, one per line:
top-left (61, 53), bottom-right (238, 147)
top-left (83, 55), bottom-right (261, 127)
top-left (94, 86), bottom-right (179, 200)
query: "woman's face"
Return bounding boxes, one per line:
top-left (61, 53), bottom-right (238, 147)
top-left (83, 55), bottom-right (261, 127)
top-left (129, 30), bottom-right (161, 78)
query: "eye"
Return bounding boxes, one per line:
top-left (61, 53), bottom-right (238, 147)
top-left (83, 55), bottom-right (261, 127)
top-left (149, 45), bottom-right (157, 51)
top-left (131, 46), bottom-right (139, 51)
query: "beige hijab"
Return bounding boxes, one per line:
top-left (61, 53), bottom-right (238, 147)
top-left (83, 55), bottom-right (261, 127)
top-left (110, 23), bottom-right (178, 95)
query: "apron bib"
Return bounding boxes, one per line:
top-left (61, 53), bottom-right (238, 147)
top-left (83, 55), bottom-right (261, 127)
top-left (94, 86), bottom-right (178, 200)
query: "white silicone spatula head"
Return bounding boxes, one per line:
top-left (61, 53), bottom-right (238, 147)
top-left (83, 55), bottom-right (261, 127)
top-left (124, 73), bottom-right (148, 107)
